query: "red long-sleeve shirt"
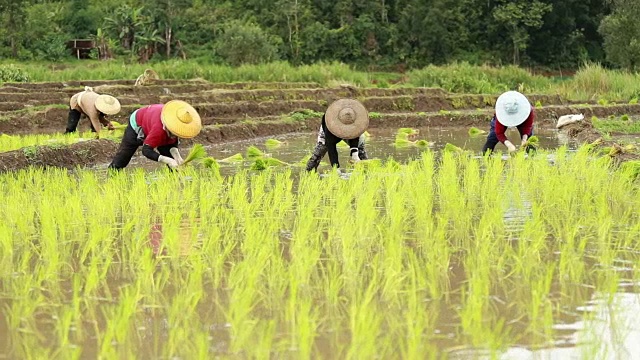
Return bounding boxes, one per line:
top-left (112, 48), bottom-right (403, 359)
top-left (495, 107), bottom-right (535, 143)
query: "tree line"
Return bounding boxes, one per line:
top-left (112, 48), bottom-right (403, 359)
top-left (0, 0), bottom-right (638, 70)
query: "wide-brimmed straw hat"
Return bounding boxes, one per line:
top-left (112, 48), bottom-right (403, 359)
top-left (495, 91), bottom-right (531, 127)
top-left (95, 95), bottom-right (121, 115)
top-left (325, 99), bottom-right (369, 139)
top-left (161, 100), bottom-right (202, 138)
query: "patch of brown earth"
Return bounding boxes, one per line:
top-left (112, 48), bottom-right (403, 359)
top-left (0, 139), bottom-right (118, 173)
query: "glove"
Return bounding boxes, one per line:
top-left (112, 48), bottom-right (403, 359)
top-left (349, 148), bottom-right (360, 163)
top-left (169, 147), bottom-right (184, 165)
top-left (504, 140), bottom-right (516, 153)
top-left (158, 155), bottom-right (179, 169)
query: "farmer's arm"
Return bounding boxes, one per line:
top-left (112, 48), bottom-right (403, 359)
top-left (519, 108), bottom-right (535, 141)
top-left (141, 128), bottom-right (167, 161)
top-left (495, 120), bottom-right (508, 143)
top-left (87, 112), bottom-right (103, 138)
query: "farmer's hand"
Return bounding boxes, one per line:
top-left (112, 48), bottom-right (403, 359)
top-left (158, 155), bottom-right (179, 169)
top-left (170, 147), bottom-right (184, 165)
top-left (107, 122), bottom-right (115, 131)
top-left (349, 149), bottom-right (360, 164)
top-left (505, 140), bottom-right (516, 153)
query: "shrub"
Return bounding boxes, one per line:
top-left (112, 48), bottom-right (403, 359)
top-left (214, 21), bottom-right (282, 66)
top-left (0, 65), bottom-right (31, 82)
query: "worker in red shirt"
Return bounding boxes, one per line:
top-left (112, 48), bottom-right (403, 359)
top-left (481, 91), bottom-right (535, 154)
top-left (108, 100), bottom-right (202, 169)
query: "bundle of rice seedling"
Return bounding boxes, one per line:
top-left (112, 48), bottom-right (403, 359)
top-left (246, 145), bottom-right (265, 159)
top-left (608, 144), bottom-right (623, 157)
top-left (264, 157), bottom-right (288, 166)
top-left (337, 141), bottom-right (349, 149)
top-left (219, 153), bottom-right (244, 163)
top-left (203, 157), bottom-right (218, 169)
top-left (444, 143), bottom-right (464, 153)
top-left (414, 139), bottom-right (434, 148)
top-left (251, 158), bottom-right (268, 170)
top-left (182, 144), bottom-right (207, 165)
top-left (363, 131), bottom-right (371, 139)
top-left (394, 136), bottom-right (413, 148)
top-left (397, 128), bottom-right (419, 136)
top-left (250, 157), bottom-right (289, 170)
top-left (110, 121), bottom-right (127, 130)
top-left (522, 135), bottom-right (540, 151)
top-left (468, 127), bottom-right (486, 137)
top-left (265, 139), bottom-right (285, 148)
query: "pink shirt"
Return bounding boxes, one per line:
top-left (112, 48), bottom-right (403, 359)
top-left (135, 104), bottom-right (178, 148)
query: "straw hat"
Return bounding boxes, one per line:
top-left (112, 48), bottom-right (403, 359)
top-left (161, 100), bottom-right (202, 138)
top-left (325, 99), bottom-right (369, 139)
top-left (495, 91), bottom-right (531, 127)
top-left (95, 95), bottom-right (121, 115)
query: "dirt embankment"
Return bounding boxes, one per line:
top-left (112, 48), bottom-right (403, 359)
top-left (0, 139), bottom-right (118, 173)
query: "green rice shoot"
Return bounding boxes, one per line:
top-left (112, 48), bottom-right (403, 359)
top-left (182, 144), bottom-right (207, 165)
top-left (468, 126), bottom-right (487, 136)
top-left (265, 139), bottom-right (285, 148)
top-left (246, 145), bottom-right (265, 159)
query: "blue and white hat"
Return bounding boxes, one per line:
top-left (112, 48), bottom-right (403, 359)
top-left (495, 91), bottom-right (531, 127)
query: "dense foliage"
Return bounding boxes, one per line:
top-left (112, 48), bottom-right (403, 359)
top-left (0, 0), bottom-right (637, 70)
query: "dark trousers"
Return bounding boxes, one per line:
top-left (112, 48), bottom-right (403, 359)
top-left (305, 138), bottom-right (368, 172)
top-left (108, 123), bottom-right (173, 169)
top-left (482, 118), bottom-right (533, 154)
top-left (65, 108), bottom-right (95, 133)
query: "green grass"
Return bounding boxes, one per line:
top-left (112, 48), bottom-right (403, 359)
top-left (592, 116), bottom-right (640, 134)
top-left (3, 61), bottom-right (640, 103)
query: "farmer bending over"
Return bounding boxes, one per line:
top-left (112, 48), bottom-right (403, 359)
top-left (66, 86), bottom-right (121, 138)
top-left (108, 100), bottom-right (202, 170)
top-left (482, 91), bottom-right (535, 154)
top-left (306, 99), bottom-right (369, 172)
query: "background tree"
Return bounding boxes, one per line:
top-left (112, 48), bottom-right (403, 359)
top-left (599, 0), bottom-right (640, 70)
top-left (492, 0), bottom-right (553, 64)
top-left (213, 20), bottom-right (282, 65)
top-left (0, 0), bottom-right (31, 58)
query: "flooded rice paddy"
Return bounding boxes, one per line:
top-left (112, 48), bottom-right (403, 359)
top-left (1, 126), bottom-right (640, 359)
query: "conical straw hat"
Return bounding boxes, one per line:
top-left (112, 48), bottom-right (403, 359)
top-left (95, 95), bottom-right (121, 115)
top-left (325, 99), bottom-right (369, 139)
top-left (495, 91), bottom-right (531, 127)
top-left (161, 100), bottom-right (202, 138)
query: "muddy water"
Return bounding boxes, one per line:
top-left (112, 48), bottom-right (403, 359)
top-left (105, 126), bottom-right (567, 175)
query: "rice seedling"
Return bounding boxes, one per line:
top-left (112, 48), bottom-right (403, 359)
top-left (181, 143), bottom-right (207, 165)
top-left (414, 139), bottom-right (434, 148)
top-left (522, 135), bottom-right (540, 150)
top-left (394, 135), bottom-right (414, 148)
top-left (444, 142), bottom-right (464, 153)
top-left (250, 157), bottom-right (289, 170)
top-left (397, 128), bottom-right (419, 137)
top-left (110, 121), bottom-right (128, 130)
top-left (1, 145), bottom-right (639, 359)
top-left (265, 138), bottom-right (285, 148)
top-left (246, 145), bottom-right (265, 159)
top-left (468, 126), bottom-right (487, 137)
top-left (219, 153), bottom-right (244, 163)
